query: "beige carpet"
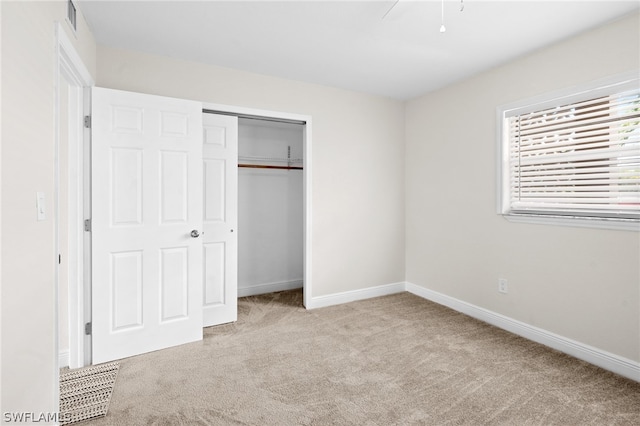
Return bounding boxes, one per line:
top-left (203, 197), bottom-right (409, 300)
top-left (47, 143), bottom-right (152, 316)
top-left (85, 290), bottom-right (639, 425)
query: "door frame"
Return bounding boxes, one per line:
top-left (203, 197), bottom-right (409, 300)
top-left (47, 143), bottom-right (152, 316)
top-left (55, 22), bottom-right (94, 369)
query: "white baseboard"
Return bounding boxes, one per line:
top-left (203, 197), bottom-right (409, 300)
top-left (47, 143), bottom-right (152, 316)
top-left (306, 282), bottom-right (405, 310)
top-left (405, 282), bottom-right (640, 382)
top-left (238, 280), bottom-right (303, 298)
top-left (59, 350), bottom-right (70, 369)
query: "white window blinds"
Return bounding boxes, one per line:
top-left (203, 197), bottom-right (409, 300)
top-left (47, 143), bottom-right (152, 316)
top-left (506, 86), bottom-right (640, 221)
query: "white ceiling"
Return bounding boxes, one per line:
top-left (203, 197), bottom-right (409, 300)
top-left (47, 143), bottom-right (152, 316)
top-left (78, 1), bottom-right (639, 100)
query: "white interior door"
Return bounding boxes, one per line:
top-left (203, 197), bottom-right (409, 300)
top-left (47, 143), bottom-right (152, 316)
top-left (91, 87), bottom-right (203, 363)
top-left (202, 113), bottom-right (238, 327)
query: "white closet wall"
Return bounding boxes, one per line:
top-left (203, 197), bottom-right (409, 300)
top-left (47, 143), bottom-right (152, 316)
top-left (238, 118), bottom-right (304, 297)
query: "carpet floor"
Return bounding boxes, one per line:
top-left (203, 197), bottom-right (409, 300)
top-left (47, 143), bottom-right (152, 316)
top-left (85, 290), bottom-right (640, 425)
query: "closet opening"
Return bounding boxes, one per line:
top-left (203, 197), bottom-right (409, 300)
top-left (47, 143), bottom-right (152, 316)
top-left (237, 117), bottom-right (305, 300)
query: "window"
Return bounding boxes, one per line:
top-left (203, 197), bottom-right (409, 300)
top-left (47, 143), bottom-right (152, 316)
top-left (498, 73), bottom-right (640, 230)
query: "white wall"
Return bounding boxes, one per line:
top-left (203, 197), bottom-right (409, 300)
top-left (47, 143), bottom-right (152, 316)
top-left (238, 119), bottom-right (304, 297)
top-left (96, 47), bottom-right (407, 299)
top-left (405, 12), bottom-right (640, 362)
top-left (1, 0), bottom-right (96, 418)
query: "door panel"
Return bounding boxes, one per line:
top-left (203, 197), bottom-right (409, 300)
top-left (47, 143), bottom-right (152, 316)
top-left (92, 87), bottom-right (203, 363)
top-left (111, 250), bottom-right (143, 330)
top-left (160, 151), bottom-right (188, 223)
top-left (160, 247), bottom-right (189, 321)
top-left (202, 113), bottom-right (238, 327)
top-left (111, 148), bottom-right (143, 225)
top-left (204, 159), bottom-right (226, 222)
top-left (203, 242), bottom-right (225, 306)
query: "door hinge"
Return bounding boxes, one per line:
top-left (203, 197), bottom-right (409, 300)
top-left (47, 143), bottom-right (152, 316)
top-left (84, 115), bottom-right (91, 129)
top-left (84, 219), bottom-right (91, 232)
top-left (85, 322), bottom-right (92, 335)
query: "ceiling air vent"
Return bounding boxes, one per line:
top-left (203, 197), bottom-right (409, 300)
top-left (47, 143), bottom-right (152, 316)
top-left (67, 0), bottom-right (77, 32)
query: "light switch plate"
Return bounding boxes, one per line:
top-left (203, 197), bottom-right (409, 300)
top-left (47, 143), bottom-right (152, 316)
top-left (37, 192), bottom-right (46, 221)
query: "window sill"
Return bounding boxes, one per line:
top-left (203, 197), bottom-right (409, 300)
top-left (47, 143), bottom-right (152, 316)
top-left (502, 213), bottom-right (640, 232)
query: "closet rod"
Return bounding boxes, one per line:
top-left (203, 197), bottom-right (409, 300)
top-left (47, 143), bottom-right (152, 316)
top-left (238, 164), bottom-right (303, 170)
top-left (202, 109), bottom-right (306, 126)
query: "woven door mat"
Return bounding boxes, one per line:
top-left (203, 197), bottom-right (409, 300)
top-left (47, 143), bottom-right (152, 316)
top-left (59, 361), bottom-right (120, 425)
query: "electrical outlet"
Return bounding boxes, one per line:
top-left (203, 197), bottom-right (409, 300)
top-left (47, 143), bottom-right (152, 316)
top-left (498, 278), bottom-right (508, 294)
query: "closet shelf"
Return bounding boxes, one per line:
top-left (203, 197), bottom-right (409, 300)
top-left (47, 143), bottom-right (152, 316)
top-left (238, 155), bottom-right (303, 163)
top-left (237, 155), bottom-right (303, 170)
top-left (238, 164), bottom-right (303, 170)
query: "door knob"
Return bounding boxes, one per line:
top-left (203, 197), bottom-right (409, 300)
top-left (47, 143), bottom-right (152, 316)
top-left (190, 230), bottom-right (200, 238)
